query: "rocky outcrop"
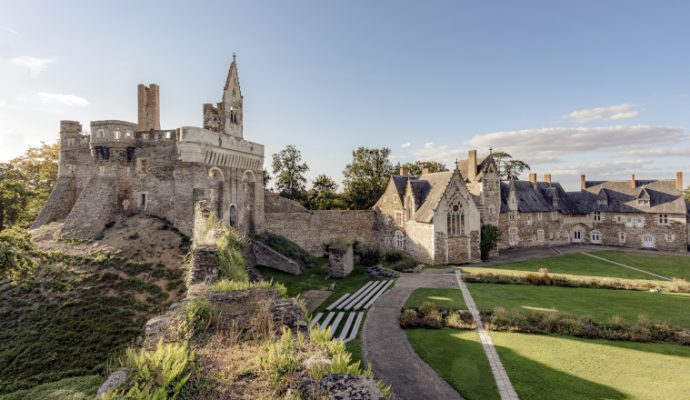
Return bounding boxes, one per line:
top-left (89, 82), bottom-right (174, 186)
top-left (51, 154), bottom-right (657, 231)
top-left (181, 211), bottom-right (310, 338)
top-left (328, 244), bottom-right (354, 278)
top-left (61, 176), bottom-right (116, 239)
top-left (245, 240), bottom-right (302, 275)
top-left (270, 298), bottom-right (307, 334)
top-left (366, 264), bottom-right (400, 279)
top-left (303, 374), bottom-right (387, 400)
top-left (95, 370), bottom-right (128, 400)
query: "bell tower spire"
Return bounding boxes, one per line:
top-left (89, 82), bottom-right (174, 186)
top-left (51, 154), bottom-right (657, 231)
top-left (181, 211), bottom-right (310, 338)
top-left (222, 53), bottom-right (243, 138)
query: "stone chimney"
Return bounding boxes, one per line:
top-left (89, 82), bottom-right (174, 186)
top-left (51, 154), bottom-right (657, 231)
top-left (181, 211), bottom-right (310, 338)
top-left (544, 174), bottom-right (552, 185)
top-left (631, 174), bottom-right (636, 189)
top-left (581, 175), bottom-right (586, 190)
top-left (422, 166), bottom-right (430, 175)
top-left (676, 171), bottom-right (683, 192)
top-left (137, 83), bottom-right (161, 131)
top-left (528, 173), bottom-right (537, 188)
top-left (468, 150), bottom-right (477, 181)
top-left (400, 166), bottom-right (409, 176)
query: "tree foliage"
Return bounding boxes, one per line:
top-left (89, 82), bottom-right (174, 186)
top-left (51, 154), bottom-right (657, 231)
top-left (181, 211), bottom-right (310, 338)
top-left (271, 145), bottom-right (309, 201)
top-left (306, 174), bottom-right (344, 210)
top-left (492, 151), bottom-right (530, 180)
top-left (396, 161), bottom-right (448, 176)
top-left (343, 147), bottom-right (395, 209)
top-left (0, 142), bottom-right (59, 230)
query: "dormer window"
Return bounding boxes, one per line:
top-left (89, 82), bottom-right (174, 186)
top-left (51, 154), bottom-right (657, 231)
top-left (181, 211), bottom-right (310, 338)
top-left (638, 199), bottom-right (650, 207)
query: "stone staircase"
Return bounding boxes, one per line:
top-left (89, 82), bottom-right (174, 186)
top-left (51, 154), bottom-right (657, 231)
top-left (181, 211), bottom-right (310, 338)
top-left (61, 176), bottom-right (117, 239)
top-left (31, 177), bottom-right (75, 228)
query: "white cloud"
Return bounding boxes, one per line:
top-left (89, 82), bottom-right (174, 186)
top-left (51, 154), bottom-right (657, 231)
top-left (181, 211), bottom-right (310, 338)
top-left (401, 142), bottom-right (411, 149)
top-left (623, 147), bottom-right (690, 158)
top-left (0, 98), bottom-right (6, 108)
top-left (11, 56), bottom-right (54, 77)
top-left (412, 142), bottom-right (469, 165)
top-left (466, 125), bottom-right (686, 156)
top-left (37, 92), bottom-right (89, 106)
top-left (562, 103), bottom-right (639, 123)
top-left (3, 27), bottom-right (19, 35)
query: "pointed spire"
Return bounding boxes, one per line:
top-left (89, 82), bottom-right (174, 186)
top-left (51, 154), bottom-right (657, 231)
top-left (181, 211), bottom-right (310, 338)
top-left (224, 53), bottom-right (241, 94)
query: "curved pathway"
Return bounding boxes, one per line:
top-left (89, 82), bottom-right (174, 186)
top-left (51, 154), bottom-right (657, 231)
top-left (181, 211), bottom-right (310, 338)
top-left (361, 268), bottom-right (463, 400)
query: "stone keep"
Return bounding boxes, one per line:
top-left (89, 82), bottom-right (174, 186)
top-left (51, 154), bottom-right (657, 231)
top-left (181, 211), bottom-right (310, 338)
top-left (33, 56), bottom-right (265, 239)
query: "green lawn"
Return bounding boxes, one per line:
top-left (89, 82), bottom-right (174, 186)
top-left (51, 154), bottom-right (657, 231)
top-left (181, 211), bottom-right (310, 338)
top-left (257, 260), bottom-right (385, 313)
top-left (0, 375), bottom-right (101, 400)
top-left (468, 283), bottom-right (690, 328)
top-left (486, 253), bottom-right (658, 280)
top-left (404, 288), bottom-right (466, 310)
top-left (594, 251), bottom-right (690, 280)
top-left (492, 332), bottom-right (690, 400)
top-left (406, 329), bottom-right (499, 400)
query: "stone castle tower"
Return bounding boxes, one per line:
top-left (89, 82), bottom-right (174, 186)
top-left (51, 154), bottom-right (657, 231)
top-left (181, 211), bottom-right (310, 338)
top-left (33, 56), bottom-right (265, 239)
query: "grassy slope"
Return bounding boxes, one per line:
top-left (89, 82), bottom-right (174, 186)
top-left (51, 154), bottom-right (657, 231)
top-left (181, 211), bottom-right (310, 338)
top-left (404, 288), bottom-right (466, 310)
top-left (594, 251), bottom-right (690, 280)
top-left (0, 375), bottom-right (101, 400)
top-left (485, 253), bottom-right (657, 280)
top-left (467, 283), bottom-right (690, 328)
top-left (492, 332), bottom-right (690, 400)
top-left (406, 329), bottom-right (499, 400)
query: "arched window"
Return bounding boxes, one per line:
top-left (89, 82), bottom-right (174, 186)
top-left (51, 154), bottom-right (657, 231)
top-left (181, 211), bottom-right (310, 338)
top-left (447, 201), bottom-right (464, 237)
top-left (394, 230), bottom-right (405, 249)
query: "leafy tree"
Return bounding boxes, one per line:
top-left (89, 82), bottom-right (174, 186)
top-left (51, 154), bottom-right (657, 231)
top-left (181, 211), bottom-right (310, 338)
top-left (0, 227), bottom-right (37, 283)
top-left (306, 174), bottom-right (344, 210)
top-left (343, 147), bottom-right (395, 209)
top-left (0, 164), bottom-right (33, 231)
top-left (684, 185), bottom-right (690, 203)
top-left (492, 151), bottom-right (530, 180)
top-left (262, 169), bottom-right (272, 190)
top-left (396, 161), bottom-right (448, 175)
top-left (480, 224), bottom-right (501, 261)
top-left (271, 145), bottom-right (309, 201)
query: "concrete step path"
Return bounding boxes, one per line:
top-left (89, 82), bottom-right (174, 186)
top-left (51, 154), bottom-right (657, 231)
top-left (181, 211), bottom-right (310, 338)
top-left (361, 269), bottom-right (463, 400)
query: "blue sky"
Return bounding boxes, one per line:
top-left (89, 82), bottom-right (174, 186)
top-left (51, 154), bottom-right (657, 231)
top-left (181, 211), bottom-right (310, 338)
top-left (2, 0), bottom-right (690, 190)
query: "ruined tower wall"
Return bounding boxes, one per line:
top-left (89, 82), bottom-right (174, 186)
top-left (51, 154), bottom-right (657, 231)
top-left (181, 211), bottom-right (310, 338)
top-left (137, 84), bottom-right (161, 131)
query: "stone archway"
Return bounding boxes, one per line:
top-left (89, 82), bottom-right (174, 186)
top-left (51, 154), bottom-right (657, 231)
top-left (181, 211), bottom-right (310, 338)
top-left (242, 170), bottom-right (256, 233)
top-left (228, 204), bottom-right (238, 228)
top-left (208, 167), bottom-right (224, 219)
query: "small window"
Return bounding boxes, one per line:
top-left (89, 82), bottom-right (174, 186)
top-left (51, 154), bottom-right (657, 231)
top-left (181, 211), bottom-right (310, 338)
top-left (395, 212), bottom-right (403, 226)
top-left (526, 215), bottom-right (532, 225)
top-left (666, 233), bottom-right (674, 242)
top-left (618, 232), bottom-right (626, 243)
top-left (137, 158), bottom-right (148, 174)
top-left (549, 232), bottom-right (554, 240)
top-left (96, 129), bottom-right (104, 138)
top-left (394, 231), bottom-right (405, 249)
top-left (573, 230), bottom-right (582, 241)
top-left (114, 130), bottom-right (121, 140)
top-left (593, 211), bottom-right (601, 221)
top-left (638, 199), bottom-right (650, 207)
top-left (537, 212), bottom-right (542, 221)
top-left (139, 193), bottom-right (147, 209)
top-left (165, 131), bottom-right (172, 139)
top-left (142, 133), bottom-right (149, 141)
top-left (125, 130), bottom-right (132, 138)
top-left (537, 229), bottom-right (544, 242)
top-left (509, 212), bottom-right (517, 222)
top-left (590, 230), bottom-right (602, 244)
top-left (659, 214), bottom-right (669, 225)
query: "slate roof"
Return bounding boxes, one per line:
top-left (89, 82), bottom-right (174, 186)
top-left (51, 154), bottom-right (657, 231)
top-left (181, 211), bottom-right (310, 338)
top-left (413, 171), bottom-right (455, 223)
top-left (500, 178), bottom-right (688, 215)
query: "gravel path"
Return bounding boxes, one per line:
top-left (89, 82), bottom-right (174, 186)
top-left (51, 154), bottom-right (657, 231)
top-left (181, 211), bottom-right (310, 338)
top-left (361, 268), bottom-right (463, 400)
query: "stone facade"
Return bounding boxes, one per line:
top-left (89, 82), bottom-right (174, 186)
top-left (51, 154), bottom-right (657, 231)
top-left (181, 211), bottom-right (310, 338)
top-left (498, 173), bottom-right (689, 253)
top-left (33, 57), bottom-right (265, 239)
top-left (328, 244), bottom-right (354, 278)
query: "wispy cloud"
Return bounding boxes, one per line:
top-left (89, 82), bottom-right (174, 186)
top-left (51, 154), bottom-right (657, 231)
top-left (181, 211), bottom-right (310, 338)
top-left (562, 103), bottom-right (639, 123)
top-left (466, 125), bottom-right (686, 156)
top-left (0, 98), bottom-right (6, 108)
top-left (412, 142), bottom-right (468, 165)
top-left (623, 147), bottom-right (690, 158)
top-left (11, 56), bottom-right (54, 77)
top-left (37, 92), bottom-right (89, 106)
top-left (3, 27), bottom-right (19, 35)
top-left (401, 142), bottom-right (411, 149)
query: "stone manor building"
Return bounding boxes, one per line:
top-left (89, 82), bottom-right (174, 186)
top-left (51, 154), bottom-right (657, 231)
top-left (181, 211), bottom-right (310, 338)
top-left (33, 57), bottom-right (690, 266)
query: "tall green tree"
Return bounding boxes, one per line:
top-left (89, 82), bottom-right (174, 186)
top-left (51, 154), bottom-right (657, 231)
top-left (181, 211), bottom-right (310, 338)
top-left (307, 174), bottom-right (344, 210)
top-left (343, 147), bottom-right (395, 209)
top-left (492, 151), bottom-right (530, 180)
top-left (262, 169), bottom-right (272, 190)
top-left (271, 145), bottom-right (309, 201)
top-left (396, 161), bottom-right (448, 175)
top-left (9, 142), bottom-right (59, 225)
top-left (0, 164), bottom-right (33, 231)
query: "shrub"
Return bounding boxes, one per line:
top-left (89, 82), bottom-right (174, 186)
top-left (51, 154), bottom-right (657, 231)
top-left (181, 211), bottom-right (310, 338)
top-left (102, 340), bottom-right (195, 400)
top-left (354, 243), bottom-right (382, 267)
top-left (400, 308), bottom-right (421, 328)
top-left (479, 224), bottom-right (501, 261)
top-left (184, 297), bottom-right (215, 336)
top-left (0, 227), bottom-right (37, 283)
top-left (215, 227), bottom-right (249, 282)
top-left (383, 250), bottom-right (403, 263)
top-left (210, 279), bottom-right (288, 298)
top-left (421, 308), bottom-right (444, 329)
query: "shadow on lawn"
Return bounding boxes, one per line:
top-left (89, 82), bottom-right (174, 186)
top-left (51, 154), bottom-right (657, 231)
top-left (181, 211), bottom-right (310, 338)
top-left (541, 333), bottom-right (690, 359)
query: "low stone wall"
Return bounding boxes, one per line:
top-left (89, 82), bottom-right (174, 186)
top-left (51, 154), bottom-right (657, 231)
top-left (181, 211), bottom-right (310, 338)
top-left (264, 210), bottom-right (378, 255)
top-left (189, 244), bottom-right (220, 284)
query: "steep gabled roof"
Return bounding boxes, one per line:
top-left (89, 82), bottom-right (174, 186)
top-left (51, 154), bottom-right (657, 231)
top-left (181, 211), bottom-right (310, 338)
top-left (412, 170), bottom-right (456, 223)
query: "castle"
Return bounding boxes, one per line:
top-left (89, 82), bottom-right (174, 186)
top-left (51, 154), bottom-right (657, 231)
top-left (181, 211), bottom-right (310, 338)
top-left (33, 58), bottom-right (690, 265)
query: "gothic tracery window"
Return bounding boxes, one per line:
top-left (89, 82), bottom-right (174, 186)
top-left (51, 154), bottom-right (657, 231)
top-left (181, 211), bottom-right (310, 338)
top-left (447, 201), bottom-right (464, 237)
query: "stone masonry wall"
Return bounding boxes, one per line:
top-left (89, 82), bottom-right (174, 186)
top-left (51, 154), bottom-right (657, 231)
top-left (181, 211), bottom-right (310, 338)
top-left (264, 210), bottom-right (378, 255)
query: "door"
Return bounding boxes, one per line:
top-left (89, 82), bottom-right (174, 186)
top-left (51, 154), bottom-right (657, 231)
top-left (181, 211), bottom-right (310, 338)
top-left (642, 234), bottom-right (655, 248)
top-left (590, 231), bottom-right (602, 244)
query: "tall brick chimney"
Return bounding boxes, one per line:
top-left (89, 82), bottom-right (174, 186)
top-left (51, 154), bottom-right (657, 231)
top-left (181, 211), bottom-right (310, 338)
top-left (676, 171), bottom-right (683, 192)
top-left (544, 174), bottom-right (552, 185)
top-left (528, 173), bottom-right (537, 188)
top-left (468, 150), bottom-right (477, 181)
top-left (400, 166), bottom-right (409, 176)
top-left (581, 175), bottom-right (586, 191)
top-left (137, 83), bottom-right (160, 131)
top-left (631, 174), bottom-right (636, 189)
